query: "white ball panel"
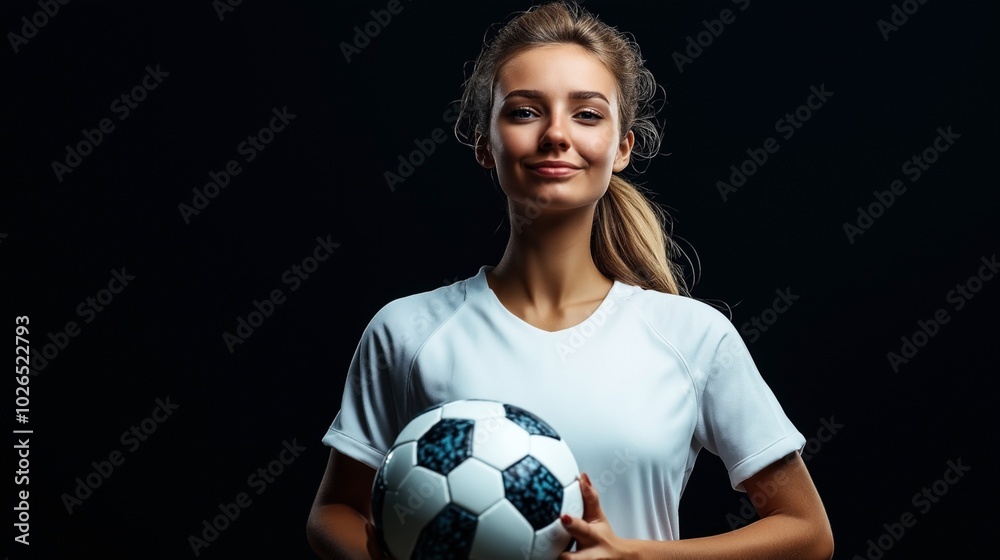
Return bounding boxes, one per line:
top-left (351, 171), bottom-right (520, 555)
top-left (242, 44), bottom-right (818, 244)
top-left (446, 458), bottom-right (505, 515)
top-left (560, 480), bottom-right (584, 518)
top-left (380, 490), bottom-right (418, 560)
top-left (383, 441), bottom-right (418, 490)
top-left (469, 500), bottom-right (536, 560)
top-left (528, 435), bottom-right (580, 487)
top-left (395, 406), bottom-right (442, 445)
top-left (530, 518), bottom-right (573, 560)
top-left (441, 399), bottom-right (505, 420)
top-left (471, 417), bottom-right (530, 470)
top-left (381, 465), bottom-right (450, 559)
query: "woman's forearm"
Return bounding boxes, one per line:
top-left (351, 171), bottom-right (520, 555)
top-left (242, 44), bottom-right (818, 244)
top-left (306, 503), bottom-right (373, 560)
top-left (628, 512), bottom-right (834, 560)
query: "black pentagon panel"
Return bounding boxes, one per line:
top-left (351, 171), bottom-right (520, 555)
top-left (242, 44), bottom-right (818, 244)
top-left (417, 418), bottom-right (475, 475)
top-left (412, 504), bottom-right (478, 560)
top-left (502, 456), bottom-right (564, 530)
top-left (504, 403), bottom-right (559, 439)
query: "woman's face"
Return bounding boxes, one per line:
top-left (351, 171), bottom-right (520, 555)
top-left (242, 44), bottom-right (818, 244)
top-left (478, 43), bottom-right (634, 215)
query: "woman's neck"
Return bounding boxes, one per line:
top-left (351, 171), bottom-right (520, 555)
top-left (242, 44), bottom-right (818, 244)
top-left (487, 203), bottom-right (612, 308)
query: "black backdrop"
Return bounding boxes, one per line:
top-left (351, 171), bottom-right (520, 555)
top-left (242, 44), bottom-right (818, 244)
top-left (4, 0), bottom-right (998, 558)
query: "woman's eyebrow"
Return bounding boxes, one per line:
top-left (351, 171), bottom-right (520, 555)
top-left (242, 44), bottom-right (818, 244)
top-left (502, 89), bottom-right (610, 104)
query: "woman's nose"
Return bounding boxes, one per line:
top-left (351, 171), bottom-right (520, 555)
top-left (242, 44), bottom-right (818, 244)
top-left (539, 115), bottom-right (570, 150)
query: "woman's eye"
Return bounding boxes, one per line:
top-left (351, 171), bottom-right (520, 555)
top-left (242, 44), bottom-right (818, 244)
top-left (577, 110), bottom-right (603, 121)
top-left (510, 108), bottom-right (535, 119)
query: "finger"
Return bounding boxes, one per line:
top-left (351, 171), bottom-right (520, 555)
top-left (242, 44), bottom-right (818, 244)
top-left (579, 472), bottom-right (606, 523)
top-left (560, 512), bottom-right (594, 544)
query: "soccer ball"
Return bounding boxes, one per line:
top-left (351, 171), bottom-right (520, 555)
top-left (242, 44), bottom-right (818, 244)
top-left (372, 399), bottom-right (583, 560)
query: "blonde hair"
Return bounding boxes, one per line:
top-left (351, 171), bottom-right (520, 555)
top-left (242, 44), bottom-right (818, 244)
top-left (454, 1), bottom-right (688, 295)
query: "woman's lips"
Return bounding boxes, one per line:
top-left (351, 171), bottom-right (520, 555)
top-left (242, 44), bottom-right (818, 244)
top-left (526, 161), bottom-right (582, 177)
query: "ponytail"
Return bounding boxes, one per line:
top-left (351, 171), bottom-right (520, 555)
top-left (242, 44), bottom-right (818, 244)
top-left (593, 175), bottom-right (687, 295)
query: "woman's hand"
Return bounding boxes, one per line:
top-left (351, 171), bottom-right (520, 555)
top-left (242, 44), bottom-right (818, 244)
top-left (559, 472), bottom-right (638, 560)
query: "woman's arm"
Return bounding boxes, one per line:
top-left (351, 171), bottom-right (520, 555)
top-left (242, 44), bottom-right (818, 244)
top-left (306, 448), bottom-right (386, 560)
top-left (561, 452), bottom-right (834, 560)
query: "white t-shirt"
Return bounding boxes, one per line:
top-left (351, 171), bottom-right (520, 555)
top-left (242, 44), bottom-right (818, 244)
top-left (322, 265), bottom-right (805, 541)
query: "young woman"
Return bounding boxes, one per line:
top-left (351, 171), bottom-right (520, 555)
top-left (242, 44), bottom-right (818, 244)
top-left (307, 2), bottom-right (834, 558)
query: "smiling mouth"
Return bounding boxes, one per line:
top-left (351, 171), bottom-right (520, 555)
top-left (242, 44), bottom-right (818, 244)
top-left (526, 161), bottom-right (582, 177)
top-left (528, 166), bottom-right (581, 177)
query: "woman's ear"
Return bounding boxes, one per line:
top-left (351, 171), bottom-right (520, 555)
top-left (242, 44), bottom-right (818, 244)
top-left (613, 130), bottom-right (635, 172)
top-left (475, 133), bottom-right (496, 169)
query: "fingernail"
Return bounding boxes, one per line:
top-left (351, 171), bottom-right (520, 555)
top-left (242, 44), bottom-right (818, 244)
top-left (560, 514), bottom-right (571, 524)
top-left (582, 472), bottom-right (591, 486)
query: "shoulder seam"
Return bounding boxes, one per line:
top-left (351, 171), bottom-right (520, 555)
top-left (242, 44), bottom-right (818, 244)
top-left (401, 280), bottom-right (480, 419)
top-left (616, 292), bottom-right (703, 416)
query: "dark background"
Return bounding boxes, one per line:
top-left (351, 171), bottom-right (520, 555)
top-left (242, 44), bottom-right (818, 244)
top-left (4, 0), bottom-right (997, 558)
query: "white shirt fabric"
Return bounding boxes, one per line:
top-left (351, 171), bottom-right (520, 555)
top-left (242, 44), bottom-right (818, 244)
top-left (322, 265), bottom-right (805, 541)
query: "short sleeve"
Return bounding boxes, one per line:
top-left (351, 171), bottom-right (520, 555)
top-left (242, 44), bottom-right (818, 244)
top-left (321, 310), bottom-right (404, 470)
top-left (694, 319), bottom-right (806, 491)
top-left (320, 281), bottom-right (470, 469)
